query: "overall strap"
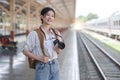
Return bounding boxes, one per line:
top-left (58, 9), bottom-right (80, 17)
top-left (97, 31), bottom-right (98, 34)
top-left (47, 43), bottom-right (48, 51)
top-left (34, 28), bottom-right (48, 56)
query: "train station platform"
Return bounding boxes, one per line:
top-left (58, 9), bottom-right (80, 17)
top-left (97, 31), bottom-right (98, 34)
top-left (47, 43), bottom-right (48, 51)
top-left (0, 28), bottom-right (80, 80)
top-left (84, 30), bottom-right (120, 52)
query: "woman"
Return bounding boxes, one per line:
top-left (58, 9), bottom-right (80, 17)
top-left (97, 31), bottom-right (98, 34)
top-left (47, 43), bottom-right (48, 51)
top-left (23, 7), bottom-right (64, 80)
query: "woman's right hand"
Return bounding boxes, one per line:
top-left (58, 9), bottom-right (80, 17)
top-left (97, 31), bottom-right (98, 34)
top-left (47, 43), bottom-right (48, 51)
top-left (40, 56), bottom-right (49, 63)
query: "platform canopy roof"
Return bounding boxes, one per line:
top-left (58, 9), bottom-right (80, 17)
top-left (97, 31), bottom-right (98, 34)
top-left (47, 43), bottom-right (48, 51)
top-left (0, 0), bottom-right (76, 28)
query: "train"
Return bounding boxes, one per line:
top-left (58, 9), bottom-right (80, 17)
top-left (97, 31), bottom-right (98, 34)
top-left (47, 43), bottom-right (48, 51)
top-left (84, 12), bottom-right (120, 40)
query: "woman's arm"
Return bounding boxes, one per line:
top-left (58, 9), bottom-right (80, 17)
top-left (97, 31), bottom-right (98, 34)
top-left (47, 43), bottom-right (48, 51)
top-left (23, 49), bottom-right (49, 63)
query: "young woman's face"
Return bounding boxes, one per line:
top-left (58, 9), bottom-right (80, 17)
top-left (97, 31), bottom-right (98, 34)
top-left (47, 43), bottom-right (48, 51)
top-left (41, 10), bottom-right (55, 25)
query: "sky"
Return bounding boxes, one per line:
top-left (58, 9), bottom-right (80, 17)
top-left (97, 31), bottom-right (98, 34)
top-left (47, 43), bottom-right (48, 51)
top-left (75, 0), bottom-right (120, 19)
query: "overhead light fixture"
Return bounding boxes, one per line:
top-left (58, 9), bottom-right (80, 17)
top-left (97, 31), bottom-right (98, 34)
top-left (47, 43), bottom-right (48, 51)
top-left (36, 0), bottom-right (47, 4)
top-left (0, 0), bottom-right (9, 5)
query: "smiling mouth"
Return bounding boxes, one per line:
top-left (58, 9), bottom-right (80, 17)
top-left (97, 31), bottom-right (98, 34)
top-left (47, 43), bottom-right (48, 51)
top-left (48, 20), bottom-right (52, 22)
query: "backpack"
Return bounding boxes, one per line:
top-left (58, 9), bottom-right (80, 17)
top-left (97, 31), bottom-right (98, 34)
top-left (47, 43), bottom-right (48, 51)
top-left (28, 28), bottom-right (60, 69)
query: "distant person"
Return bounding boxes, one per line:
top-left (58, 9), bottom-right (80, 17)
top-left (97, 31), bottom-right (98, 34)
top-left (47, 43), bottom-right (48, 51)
top-left (22, 7), bottom-right (65, 80)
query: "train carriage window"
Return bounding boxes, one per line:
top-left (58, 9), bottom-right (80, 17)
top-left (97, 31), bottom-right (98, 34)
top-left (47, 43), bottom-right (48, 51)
top-left (119, 20), bottom-right (120, 26)
top-left (116, 21), bottom-right (119, 26)
top-left (115, 21), bottom-right (116, 26)
top-left (116, 21), bottom-right (118, 26)
top-left (114, 21), bottom-right (115, 26)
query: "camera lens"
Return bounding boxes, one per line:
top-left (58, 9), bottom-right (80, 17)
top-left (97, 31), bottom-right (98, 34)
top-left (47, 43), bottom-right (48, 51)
top-left (53, 39), bottom-right (65, 49)
top-left (58, 42), bottom-right (65, 49)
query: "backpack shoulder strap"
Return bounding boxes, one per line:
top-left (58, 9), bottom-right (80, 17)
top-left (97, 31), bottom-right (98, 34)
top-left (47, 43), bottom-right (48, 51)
top-left (34, 28), bottom-right (47, 56)
top-left (52, 28), bottom-right (64, 41)
top-left (52, 28), bottom-right (62, 38)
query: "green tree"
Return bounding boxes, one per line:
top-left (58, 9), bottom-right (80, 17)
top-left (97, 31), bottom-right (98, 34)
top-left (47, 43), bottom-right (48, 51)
top-left (77, 13), bottom-right (99, 22)
top-left (77, 16), bottom-right (87, 22)
top-left (86, 13), bottom-right (98, 21)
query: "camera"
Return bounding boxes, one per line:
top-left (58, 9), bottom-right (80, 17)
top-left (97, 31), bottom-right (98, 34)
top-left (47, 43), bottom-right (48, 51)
top-left (53, 39), bottom-right (65, 49)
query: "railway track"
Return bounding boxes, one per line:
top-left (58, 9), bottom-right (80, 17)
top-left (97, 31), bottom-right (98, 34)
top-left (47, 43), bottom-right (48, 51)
top-left (77, 32), bottom-right (120, 80)
top-left (77, 32), bottom-right (102, 80)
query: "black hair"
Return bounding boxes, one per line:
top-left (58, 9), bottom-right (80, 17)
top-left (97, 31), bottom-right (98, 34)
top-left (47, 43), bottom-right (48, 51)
top-left (40, 7), bottom-right (55, 24)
